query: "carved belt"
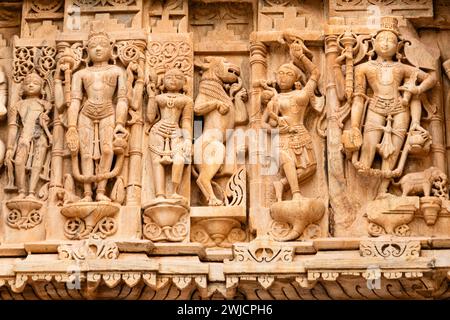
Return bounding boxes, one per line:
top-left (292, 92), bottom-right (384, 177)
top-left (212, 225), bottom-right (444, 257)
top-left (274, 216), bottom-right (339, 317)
top-left (149, 120), bottom-right (183, 157)
top-left (279, 125), bottom-right (312, 152)
top-left (81, 101), bottom-right (114, 120)
top-left (368, 96), bottom-right (406, 117)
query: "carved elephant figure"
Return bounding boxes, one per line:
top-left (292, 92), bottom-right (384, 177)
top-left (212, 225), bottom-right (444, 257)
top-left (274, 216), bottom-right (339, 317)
top-left (392, 166), bottom-right (448, 197)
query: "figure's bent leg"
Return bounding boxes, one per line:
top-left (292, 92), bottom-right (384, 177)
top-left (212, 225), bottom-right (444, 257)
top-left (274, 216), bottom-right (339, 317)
top-left (96, 116), bottom-right (115, 201)
top-left (196, 140), bottom-right (225, 206)
top-left (28, 136), bottom-right (48, 198)
top-left (78, 114), bottom-right (94, 202)
top-left (280, 150), bottom-right (302, 201)
top-left (14, 140), bottom-right (29, 198)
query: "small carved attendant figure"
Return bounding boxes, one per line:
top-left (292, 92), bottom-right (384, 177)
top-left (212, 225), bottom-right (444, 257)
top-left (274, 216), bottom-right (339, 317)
top-left (262, 40), bottom-right (322, 202)
top-left (342, 17), bottom-right (437, 197)
top-left (5, 72), bottom-right (52, 199)
top-left (147, 68), bottom-right (193, 201)
top-left (65, 29), bottom-right (129, 202)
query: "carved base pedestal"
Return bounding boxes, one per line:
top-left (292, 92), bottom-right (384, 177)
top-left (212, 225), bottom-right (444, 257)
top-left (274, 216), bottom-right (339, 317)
top-left (1, 199), bottom-right (45, 243)
top-left (142, 199), bottom-right (189, 242)
top-left (190, 206), bottom-right (247, 248)
top-left (61, 201), bottom-right (120, 240)
top-left (365, 196), bottom-right (419, 237)
top-left (269, 198), bottom-right (326, 241)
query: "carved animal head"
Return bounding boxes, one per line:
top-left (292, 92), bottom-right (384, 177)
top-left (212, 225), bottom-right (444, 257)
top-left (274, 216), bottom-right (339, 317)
top-left (195, 56), bottom-right (240, 84)
top-left (427, 166), bottom-right (448, 184)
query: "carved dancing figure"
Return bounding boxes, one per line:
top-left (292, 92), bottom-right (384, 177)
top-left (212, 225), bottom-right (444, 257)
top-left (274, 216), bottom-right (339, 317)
top-left (342, 17), bottom-right (437, 197)
top-left (65, 29), bottom-right (129, 202)
top-left (147, 68), bottom-right (193, 201)
top-left (5, 72), bottom-right (52, 199)
top-left (262, 39), bottom-right (322, 202)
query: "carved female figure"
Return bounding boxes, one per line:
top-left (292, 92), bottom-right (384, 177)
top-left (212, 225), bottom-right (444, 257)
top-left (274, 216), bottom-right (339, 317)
top-left (5, 72), bottom-right (52, 199)
top-left (147, 68), bottom-right (193, 201)
top-left (262, 41), bottom-right (321, 202)
top-left (342, 17), bottom-right (437, 197)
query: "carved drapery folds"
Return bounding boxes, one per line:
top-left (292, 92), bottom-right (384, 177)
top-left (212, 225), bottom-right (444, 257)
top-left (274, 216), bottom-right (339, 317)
top-left (0, 0), bottom-right (450, 300)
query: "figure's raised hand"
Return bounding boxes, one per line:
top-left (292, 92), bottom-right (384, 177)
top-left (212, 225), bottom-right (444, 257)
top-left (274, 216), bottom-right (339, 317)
top-left (290, 41), bottom-right (304, 60)
top-left (146, 81), bottom-right (156, 97)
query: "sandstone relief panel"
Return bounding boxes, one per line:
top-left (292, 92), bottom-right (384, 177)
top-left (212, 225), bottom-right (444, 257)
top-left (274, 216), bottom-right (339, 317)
top-left (0, 0), bottom-right (449, 301)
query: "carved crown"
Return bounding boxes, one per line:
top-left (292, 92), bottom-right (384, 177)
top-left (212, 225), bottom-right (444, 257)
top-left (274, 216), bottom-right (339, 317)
top-left (87, 22), bottom-right (111, 45)
top-left (377, 16), bottom-right (400, 36)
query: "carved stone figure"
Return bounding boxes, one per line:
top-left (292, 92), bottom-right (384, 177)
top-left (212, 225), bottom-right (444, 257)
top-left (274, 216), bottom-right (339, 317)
top-left (342, 17), bottom-right (437, 197)
top-left (147, 68), bottom-right (193, 201)
top-left (262, 34), bottom-right (326, 241)
top-left (392, 166), bottom-right (447, 197)
top-left (5, 72), bottom-right (51, 199)
top-left (193, 56), bottom-right (248, 206)
top-left (65, 29), bottom-right (129, 203)
top-left (261, 38), bottom-right (322, 202)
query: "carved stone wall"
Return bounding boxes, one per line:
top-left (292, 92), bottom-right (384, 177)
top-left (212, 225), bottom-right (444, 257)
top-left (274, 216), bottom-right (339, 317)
top-left (0, 0), bottom-right (450, 300)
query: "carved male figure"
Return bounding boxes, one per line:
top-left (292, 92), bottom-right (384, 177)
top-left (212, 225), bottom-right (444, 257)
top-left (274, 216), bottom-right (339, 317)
top-left (65, 29), bottom-right (128, 202)
top-left (147, 68), bottom-right (193, 201)
top-left (5, 72), bottom-right (51, 199)
top-left (343, 17), bottom-right (437, 196)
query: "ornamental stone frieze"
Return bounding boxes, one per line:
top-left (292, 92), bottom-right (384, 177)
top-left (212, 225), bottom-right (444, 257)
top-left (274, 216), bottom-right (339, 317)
top-left (0, 0), bottom-right (450, 300)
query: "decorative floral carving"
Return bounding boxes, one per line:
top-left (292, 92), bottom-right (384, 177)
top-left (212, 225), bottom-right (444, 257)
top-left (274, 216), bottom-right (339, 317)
top-left (360, 239), bottom-right (421, 258)
top-left (73, 0), bottom-right (135, 6)
top-left (30, 0), bottom-right (63, 13)
top-left (146, 41), bottom-right (192, 78)
top-left (5, 200), bottom-right (43, 230)
top-left (191, 218), bottom-right (246, 247)
top-left (225, 168), bottom-right (246, 206)
top-left (143, 211), bottom-right (189, 242)
top-left (230, 236), bottom-right (295, 263)
top-left (58, 234), bottom-right (119, 260)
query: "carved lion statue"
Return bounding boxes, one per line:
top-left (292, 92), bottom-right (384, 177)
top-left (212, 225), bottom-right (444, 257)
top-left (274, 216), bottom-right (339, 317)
top-left (392, 166), bottom-right (448, 197)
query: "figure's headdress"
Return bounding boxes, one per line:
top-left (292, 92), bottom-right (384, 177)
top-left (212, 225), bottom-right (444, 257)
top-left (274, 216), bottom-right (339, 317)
top-left (87, 22), bottom-right (112, 46)
top-left (164, 68), bottom-right (185, 80)
top-left (23, 71), bottom-right (44, 84)
top-left (278, 63), bottom-right (302, 81)
top-left (376, 16), bottom-right (400, 36)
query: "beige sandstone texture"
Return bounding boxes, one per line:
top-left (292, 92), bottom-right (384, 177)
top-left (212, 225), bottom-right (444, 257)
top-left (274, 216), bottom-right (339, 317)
top-left (0, 0), bottom-right (449, 300)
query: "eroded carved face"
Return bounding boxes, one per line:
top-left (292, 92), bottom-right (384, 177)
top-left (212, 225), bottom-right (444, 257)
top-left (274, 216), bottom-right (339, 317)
top-left (87, 37), bottom-right (112, 63)
top-left (164, 70), bottom-right (185, 92)
top-left (23, 74), bottom-right (43, 97)
top-left (374, 31), bottom-right (398, 59)
top-left (276, 65), bottom-right (297, 91)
